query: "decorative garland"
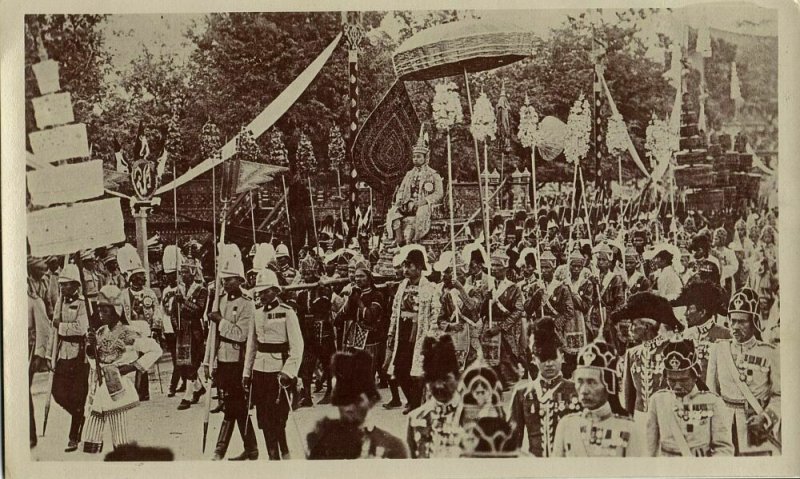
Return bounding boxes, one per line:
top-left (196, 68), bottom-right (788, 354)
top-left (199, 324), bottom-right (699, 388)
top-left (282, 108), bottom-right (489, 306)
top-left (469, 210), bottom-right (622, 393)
top-left (200, 121), bottom-right (222, 159)
top-left (296, 130), bottom-right (318, 177)
top-left (266, 129), bottom-right (289, 167)
top-left (432, 81), bottom-right (464, 131)
top-left (606, 112), bottom-right (629, 155)
top-left (327, 125), bottom-right (346, 171)
top-left (564, 93), bottom-right (591, 164)
top-left (235, 126), bottom-right (262, 163)
top-left (470, 89), bottom-right (497, 143)
top-left (645, 115), bottom-right (675, 166)
top-left (517, 93), bottom-right (541, 149)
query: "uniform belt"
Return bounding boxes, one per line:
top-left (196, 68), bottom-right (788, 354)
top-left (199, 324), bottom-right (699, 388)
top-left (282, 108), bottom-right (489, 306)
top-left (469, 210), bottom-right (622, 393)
top-left (400, 312), bottom-right (418, 320)
top-left (219, 335), bottom-right (246, 347)
top-left (257, 342), bottom-right (289, 353)
top-left (723, 398), bottom-right (747, 408)
top-left (58, 335), bottom-right (85, 343)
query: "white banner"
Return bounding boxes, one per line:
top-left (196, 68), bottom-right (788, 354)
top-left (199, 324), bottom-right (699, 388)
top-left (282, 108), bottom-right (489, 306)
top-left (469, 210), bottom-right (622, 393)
top-left (31, 60), bottom-right (61, 95)
top-left (28, 197), bottom-right (125, 256)
top-left (32, 92), bottom-right (75, 129)
top-left (153, 33), bottom-right (341, 196)
top-left (27, 160), bottom-right (104, 206)
top-left (28, 123), bottom-right (90, 163)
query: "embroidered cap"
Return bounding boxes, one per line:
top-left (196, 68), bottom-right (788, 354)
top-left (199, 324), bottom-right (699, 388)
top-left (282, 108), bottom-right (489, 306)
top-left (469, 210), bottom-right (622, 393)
top-left (728, 287), bottom-right (760, 329)
top-left (576, 341), bottom-right (619, 394)
top-left (662, 339), bottom-right (698, 373)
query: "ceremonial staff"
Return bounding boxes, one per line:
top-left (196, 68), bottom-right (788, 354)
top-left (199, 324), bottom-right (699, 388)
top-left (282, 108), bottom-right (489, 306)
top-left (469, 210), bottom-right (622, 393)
top-left (41, 296), bottom-right (62, 437)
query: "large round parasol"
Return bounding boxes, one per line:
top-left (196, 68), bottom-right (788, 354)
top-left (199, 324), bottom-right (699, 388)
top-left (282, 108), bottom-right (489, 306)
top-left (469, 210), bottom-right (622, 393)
top-left (393, 19), bottom-right (534, 81)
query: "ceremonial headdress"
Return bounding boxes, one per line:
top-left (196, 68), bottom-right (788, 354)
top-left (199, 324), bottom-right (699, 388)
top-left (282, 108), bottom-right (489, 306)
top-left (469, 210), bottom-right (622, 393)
top-left (252, 269), bottom-right (281, 293)
top-left (539, 247), bottom-right (557, 266)
top-left (490, 249), bottom-right (509, 268)
top-left (412, 124), bottom-right (430, 156)
top-left (97, 284), bottom-right (123, 315)
top-left (433, 250), bottom-right (465, 273)
top-left (662, 339), bottom-right (699, 374)
top-left (673, 280), bottom-right (727, 316)
top-left (462, 242), bottom-right (489, 266)
top-left (624, 243), bottom-right (639, 259)
top-left (162, 245), bottom-right (186, 274)
top-left (460, 417), bottom-right (518, 458)
top-left (645, 242), bottom-right (682, 270)
top-left (516, 247), bottom-right (538, 268)
top-left (421, 334), bottom-right (459, 382)
top-left (299, 254), bottom-right (319, 279)
top-left (58, 264), bottom-right (81, 284)
top-left (250, 243), bottom-right (276, 273)
top-left (576, 341), bottom-right (620, 394)
top-left (728, 287), bottom-right (760, 325)
top-left (689, 232), bottom-right (711, 253)
top-left (218, 243), bottom-right (245, 280)
top-left (103, 247), bottom-right (119, 265)
top-left (530, 317), bottom-right (561, 361)
top-left (593, 242), bottom-right (613, 261)
top-left (610, 292), bottom-right (684, 331)
top-left (116, 244), bottom-right (146, 277)
top-left (460, 362), bottom-right (503, 407)
top-left (80, 249), bottom-right (96, 261)
top-left (352, 258), bottom-right (371, 275)
top-left (547, 219), bottom-right (558, 231)
top-left (735, 218), bottom-right (746, 230)
top-left (275, 243), bottom-right (290, 259)
top-left (568, 247), bottom-right (585, 265)
top-left (396, 244), bottom-right (430, 273)
top-left (331, 349), bottom-right (381, 406)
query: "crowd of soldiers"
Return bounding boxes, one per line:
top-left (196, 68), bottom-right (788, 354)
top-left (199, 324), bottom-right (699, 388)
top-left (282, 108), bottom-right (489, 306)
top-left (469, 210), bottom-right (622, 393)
top-left (27, 193), bottom-right (780, 459)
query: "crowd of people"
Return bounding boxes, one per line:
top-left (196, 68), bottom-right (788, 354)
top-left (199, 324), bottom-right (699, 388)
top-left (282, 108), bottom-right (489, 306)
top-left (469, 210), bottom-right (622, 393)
top-left (26, 193), bottom-right (781, 459)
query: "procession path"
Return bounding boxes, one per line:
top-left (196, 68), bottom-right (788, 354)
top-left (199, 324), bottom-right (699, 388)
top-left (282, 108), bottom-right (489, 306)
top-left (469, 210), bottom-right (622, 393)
top-left (29, 354), bottom-right (413, 461)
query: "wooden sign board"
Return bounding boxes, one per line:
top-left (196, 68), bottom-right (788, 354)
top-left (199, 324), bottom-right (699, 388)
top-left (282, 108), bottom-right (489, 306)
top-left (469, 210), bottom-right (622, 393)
top-left (27, 160), bottom-right (104, 206)
top-left (28, 197), bottom-right (125, 257)
top-left (32, 92), bottom-right (74, 129)
top-left (28, 123), bottom-right (90, 163)
top-left (32, 60), bottom-right (61, 95)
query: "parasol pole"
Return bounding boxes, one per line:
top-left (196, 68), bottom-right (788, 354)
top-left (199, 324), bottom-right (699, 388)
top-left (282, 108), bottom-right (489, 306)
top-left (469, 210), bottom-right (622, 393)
top-left (307, 176), bottom-right (320, 249)
top-left (281, 175), bottom-right (295, 265)
top-left (531, 147), bottom-right (538, 218)
top-left (578, 165), bottom-right (594, 242)
top-left (249, 190), bottom-right (257, 244)
top-left (446, 129), bottom-right (457, 274)
top-left (463, 68), bottom-right (492, 328)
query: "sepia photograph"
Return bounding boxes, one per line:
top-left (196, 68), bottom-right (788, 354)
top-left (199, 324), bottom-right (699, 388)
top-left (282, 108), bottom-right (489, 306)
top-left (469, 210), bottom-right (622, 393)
top-left (3, 0), bottom-right (799, 477)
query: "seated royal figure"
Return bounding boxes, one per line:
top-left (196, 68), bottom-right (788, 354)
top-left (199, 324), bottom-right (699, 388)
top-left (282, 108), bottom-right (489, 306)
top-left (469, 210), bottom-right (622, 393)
top-left (386, 126), bottom-right (444, 247)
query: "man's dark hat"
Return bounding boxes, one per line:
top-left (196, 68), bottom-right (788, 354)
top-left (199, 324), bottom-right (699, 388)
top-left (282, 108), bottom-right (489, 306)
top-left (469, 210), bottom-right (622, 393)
top-left (610, 292), bottom-right (684, 331)
top-left (422, 335), bottom-right (460, 382)
top-left (331, 349), bottom-right (380, 406)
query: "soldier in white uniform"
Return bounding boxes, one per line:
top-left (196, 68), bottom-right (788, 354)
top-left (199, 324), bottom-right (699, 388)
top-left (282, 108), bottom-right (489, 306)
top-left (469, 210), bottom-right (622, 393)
top-left (646, 339), bottom-right (734, 456)
top-left (243, 269), bottom-right (304, 460)
top-left (48, 264), bottom-right (91, 452)
top-left (552, 341), bottom-right (644, 457)
top-left (203, 251), bottom-right (258, 460)
top-left (706, 287), bottom-right (780, 456)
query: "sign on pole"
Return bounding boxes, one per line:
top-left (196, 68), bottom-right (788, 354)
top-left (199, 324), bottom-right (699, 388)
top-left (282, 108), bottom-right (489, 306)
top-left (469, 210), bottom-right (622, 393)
top-left (28, 123), bottom-right (90, 164)
top-left (27, 160), bottom-right (104, 206)
top-left (28, 197), bottom-right (126, 257)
